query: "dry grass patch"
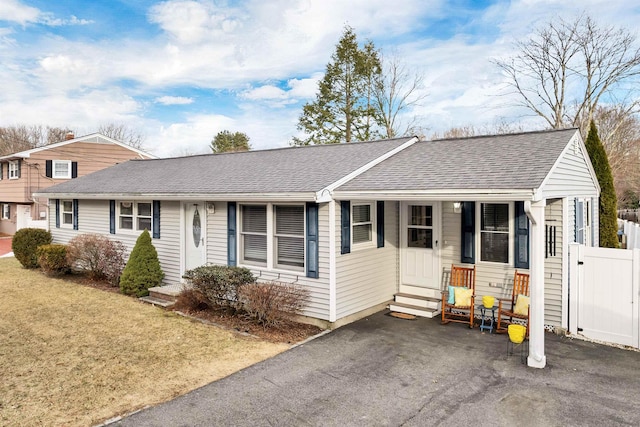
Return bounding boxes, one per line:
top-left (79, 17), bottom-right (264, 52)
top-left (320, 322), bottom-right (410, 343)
top-left (0, 258), bottom-right (288, 427)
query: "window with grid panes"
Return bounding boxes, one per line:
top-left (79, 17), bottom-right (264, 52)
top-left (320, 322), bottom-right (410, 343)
top-left (352, 202), bottom-right (373, 245)
top-left (480, 203), bottom-right (510, 263)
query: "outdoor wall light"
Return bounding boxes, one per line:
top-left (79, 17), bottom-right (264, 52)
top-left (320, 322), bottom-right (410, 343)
top-left (453, 202), bottom-right (462, 213)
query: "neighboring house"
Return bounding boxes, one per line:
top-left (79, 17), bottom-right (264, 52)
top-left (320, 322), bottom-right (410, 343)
top-left (37, 128), bottom-right (599, 368)
top-left (0, 133), bottom-right (153, 235)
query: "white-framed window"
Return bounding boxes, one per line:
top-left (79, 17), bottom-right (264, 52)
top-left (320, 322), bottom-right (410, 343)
top-left (479, 202), bottom-right (512, 264)
top-left (1, 204), bottom-right (9, 220)
top-left (407, 205), bottom-right (433, 249)
top-left (239, 203), bottom-right (305, 272)
top-left (240, 205), bottom-right (268, 265)
top-left (118, 201), bottom-right (153, 232)
top-left (61, 200), bottom-right (74, 226)
top-left (52, 160), bottom-right (72, 179)
top-left (352, 202), bottom-right (375, 248)
top-left (8, 160), bottom-right (19, 179)
top-left (274, 205), bottom-right (305, 269)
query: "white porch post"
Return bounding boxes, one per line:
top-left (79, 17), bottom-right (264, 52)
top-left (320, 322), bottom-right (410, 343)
top-left (525, 200), bottom-right (547, 368)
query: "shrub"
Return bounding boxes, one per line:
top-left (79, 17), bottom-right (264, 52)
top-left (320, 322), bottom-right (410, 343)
top-left (182, 265), bottom-right (255, 309)
top-left (238, 281), bottom-right (310, 326)
top-left (66, 234), bottom-right (127, 285)
top-left (120, 230), bottom-right (164, 297)
top-left (36, 244), bottom-right (69, 276)
top-left (174, 288), bottom-right (210, 312)
top-left (12, 228), bottom-right (52, 268)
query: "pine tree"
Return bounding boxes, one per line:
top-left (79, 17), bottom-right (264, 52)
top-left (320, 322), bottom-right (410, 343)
top-left (210, 130), bottom-right (251, 153)
top-left (120, 230), bottom-right (165, 297)
top-left (584, 121), bottom-right (619, 247)
top-left (293, 26), bottom-right (382, 145)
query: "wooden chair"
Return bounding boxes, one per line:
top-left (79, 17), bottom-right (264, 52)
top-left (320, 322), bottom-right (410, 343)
top-left (496, 271), bottom-right (530, 336)
top-left (441, 264), bottom-right (476, 328)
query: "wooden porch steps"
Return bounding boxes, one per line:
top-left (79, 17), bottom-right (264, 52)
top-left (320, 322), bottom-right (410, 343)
top-left (389, 291), bottom-right (442, 318)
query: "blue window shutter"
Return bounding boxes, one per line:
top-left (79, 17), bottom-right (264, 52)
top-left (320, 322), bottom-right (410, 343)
top-left (514, 201), bottom-right (529, 269)
top-left (152, 200), bottom-right (161, 239)
top-left (45, 160), bottom-right (52, 178)
top-left (109, 200), bottom-right (116, 234)
top-left (306, 202), bottom-right (319, 278)
top-left (461, 202), bottom-right (475, 263)
top-left (340, 201), bottom-right (351, 254)
top-left (72, 199), bottom-right (79, 230)
top-left (55, 199), bottom-right (60, 229)
top-left (71, 162), bottom-right (78, 178)
top-left (377, 201), bottom-right (385, 248)
top-left (575, 199), bottom-right (584, 244)
top-left (227, 202), bottom-right (237, 266)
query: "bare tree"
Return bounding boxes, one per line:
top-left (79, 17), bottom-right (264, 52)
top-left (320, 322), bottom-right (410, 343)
top-left (591, 106), bottom-right (640, 203)
top-left (0, 125), bottom-right (73, 155)
top-left (431, 120), bottom-right (524, 140)
top-left (98, 123), bottom-right (146, 150)
top-left (495, 15), bottom-right (640, 131)
top-left (374, 52), bottom-right (428, 138)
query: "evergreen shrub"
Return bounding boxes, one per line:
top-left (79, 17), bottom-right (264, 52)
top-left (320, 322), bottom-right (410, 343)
top-left (182, 265), bottom-right (254, 309)
top-left (120, 230), bottom-right (164, 297)
top-left (36, 244), bottom-right (69, 276)
top-left (12, 228), bottom-right (52, 268)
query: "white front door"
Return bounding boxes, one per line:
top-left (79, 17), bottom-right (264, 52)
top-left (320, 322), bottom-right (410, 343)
top-left (402, 203), bottom-right (440, 288)
top-left (184, 202), bottom-right (206, 272)
top-left (16, 205), bottom-right (30, 231)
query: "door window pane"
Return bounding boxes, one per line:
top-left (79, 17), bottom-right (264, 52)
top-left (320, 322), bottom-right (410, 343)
top-left (409, 205), bottom-right (432, 227)
top-left (408, 228), bottom-right (433, 249)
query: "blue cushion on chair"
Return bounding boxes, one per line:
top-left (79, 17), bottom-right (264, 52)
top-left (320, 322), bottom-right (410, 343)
top-left (448, 286), bottom-right (468, 304)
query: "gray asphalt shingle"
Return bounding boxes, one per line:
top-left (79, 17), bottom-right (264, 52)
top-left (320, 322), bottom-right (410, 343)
top-left (336, 128), bottom-right (578, 191)
top-left (39, 137), bottom-right (413, 196)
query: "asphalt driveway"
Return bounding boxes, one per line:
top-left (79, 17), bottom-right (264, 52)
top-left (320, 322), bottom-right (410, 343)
top-left (113, 311), bottom-right (640, 426)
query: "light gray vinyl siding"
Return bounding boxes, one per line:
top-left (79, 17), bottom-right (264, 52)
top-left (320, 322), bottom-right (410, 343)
top-left (205, 201), bottom-right (331, 321)
top-left (544, 199), bottom-right (563, 327)
top-left (335, 201), bottom-right (398, 319)
top-left (591, 197), bottom-right (599, 247)
top-left (440, 201), bottom-right (565, 327)
top-left (543, 139), bottom-right (599, 199)
top-left (48, 199), bottom-right (182, 286)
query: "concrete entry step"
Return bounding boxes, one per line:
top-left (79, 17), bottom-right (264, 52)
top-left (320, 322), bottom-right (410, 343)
top-left (389, 302), bottom-right (440, 318)
top-left (394, 293), bottom-right (441, 310)
top-left (139, 295), bottom-right (176, 308)
top-left (148, 284), bottom-right (185, 302)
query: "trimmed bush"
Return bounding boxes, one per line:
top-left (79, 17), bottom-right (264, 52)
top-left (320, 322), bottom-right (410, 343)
top-left (12, 228), bottom-right (52, 269)
top-left (182, 265), bottom-right (255, 309)
top-left (238, 281), bottom-right (310, 326)
top-left (66, 234), bottom-right (127, 285)
top-left (36, 244), bottom-right (69, 276)
top-left (174, 288), bottom-right (210, 312)
top-left (120, 230), bottom-right (164, 297)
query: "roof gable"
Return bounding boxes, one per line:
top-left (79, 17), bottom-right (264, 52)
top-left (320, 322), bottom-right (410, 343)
top-left (0, 133), bottom-right (154, 161)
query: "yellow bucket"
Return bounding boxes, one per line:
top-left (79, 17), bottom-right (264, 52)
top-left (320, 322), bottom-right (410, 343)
top-left (508, 324), bottom-right (526, 344)
top-left (482, 295), bottom-right (495, 308)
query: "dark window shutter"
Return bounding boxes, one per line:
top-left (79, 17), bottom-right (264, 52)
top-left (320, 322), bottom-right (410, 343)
top-left (227, 202), bottom-right (237, 266)
top-left (0, 163), bottom-right (3, 180)
top-left (72, 199), bottom-right (79, 230)
top-left (152, 200), bottom-right (161, 238)
top-left (306, 202), bottom-right (319, 278)
top-left (55, 199), bottom-right (60, 229)
top-left (16, 160), bottom-right (21, 178)
top-left (461, 202), bottom-right (475, 264)
top-left (575, 199), bottom-right (584, 244)
top-left (514, 201), bottom-right (529, 269)
top-left (71, 162), bottom-right (78, 178)
top-left (45, 160), bottom-right (52, 178)
top-left (340, 201), bottom-right (351, 255)
top-left (6, 204), bottom-right (10, 218)
top-left (377, 201), bottom-right (385, 248)
top-left (109, 200), bottom-right (116, 234)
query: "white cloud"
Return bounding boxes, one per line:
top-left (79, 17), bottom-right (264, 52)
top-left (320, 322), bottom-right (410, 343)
top-left (155, 96), bottom-right (194, 105)
top-left (0, 0), bottom-right (39, 25)
top-left (39, 14), bottom-right (93, 26)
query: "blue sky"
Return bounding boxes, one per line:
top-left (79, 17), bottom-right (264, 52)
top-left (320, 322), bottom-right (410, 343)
top-left (1, 0), bottom-right (638, 157)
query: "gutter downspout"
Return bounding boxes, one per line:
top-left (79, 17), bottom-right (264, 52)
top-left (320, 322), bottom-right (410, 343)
top-left (524, 200), bottom-right (547, 368)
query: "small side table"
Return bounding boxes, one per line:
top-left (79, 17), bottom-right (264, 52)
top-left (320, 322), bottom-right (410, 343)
top-left (478, 305), bottom-right (497, 333)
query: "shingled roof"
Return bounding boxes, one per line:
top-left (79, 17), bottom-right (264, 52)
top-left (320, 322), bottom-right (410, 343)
top-left (39, 137), bottom-right (414, 198)
top-left (335, 128), bottom-right (580, 192)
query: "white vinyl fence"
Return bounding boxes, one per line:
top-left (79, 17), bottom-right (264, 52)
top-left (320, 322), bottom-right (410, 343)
top-left (569, 243), bottom-right (639, 349)
top-left (618, 218), bottom-right (640, 250)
